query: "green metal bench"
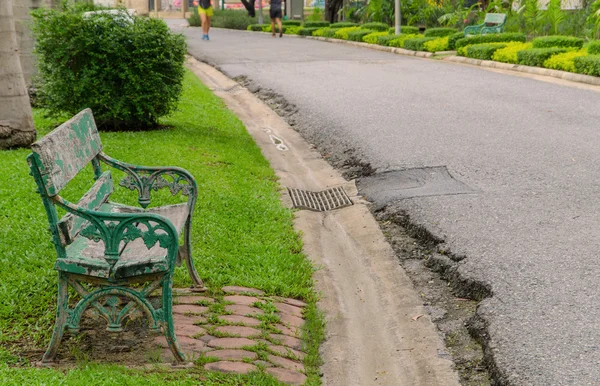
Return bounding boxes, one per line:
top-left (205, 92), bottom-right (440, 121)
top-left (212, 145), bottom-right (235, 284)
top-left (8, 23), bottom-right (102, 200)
top-left (464, 13), bottom-right (507, 36)
top-left (28, 109), bottom-right (204, 364)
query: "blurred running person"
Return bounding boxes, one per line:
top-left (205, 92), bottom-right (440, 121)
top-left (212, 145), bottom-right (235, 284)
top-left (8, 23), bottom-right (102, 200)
top-left (198, 0), bottom-right (213, 40)
top-left (269, 0), bottom-right (283, 37)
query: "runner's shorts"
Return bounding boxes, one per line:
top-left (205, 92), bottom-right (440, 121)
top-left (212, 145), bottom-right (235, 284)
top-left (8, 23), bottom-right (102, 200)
top-left (198, 6), bottom-right (214, 17)
top-left (270, 8), bottom-right (282, 19)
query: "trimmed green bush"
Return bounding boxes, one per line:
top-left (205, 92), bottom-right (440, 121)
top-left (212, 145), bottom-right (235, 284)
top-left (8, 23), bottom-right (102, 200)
top-left (388, 33), bottom-right (422, 48)
top-left (283, 20), bottom-right (302, 26)
top-left (31, 7), bottom-right (186, 129)
top-left (532, 35), bottom-right (584, 49)
top-left (363, 31), bottom-right (389, 44)
top-left (424, 27), bottom-right (457, 37)
top-left (303, 20), bottom-right (330, 28)
top-left (212, 9), bottom-right (263, 30)
top-left (360, 22), bottom-right (389, 32)
top-left (492, 42), bottom-right (532, 64)
top-left (387, 26), bottom-right (420, 34)
top-left (455, 33), bottom-right (526, 49)
top-left (331, 22), bottom-right (359, 28)
top-left (285, 26), bottom-right (302, 34)
top-left (543, 49), bottom-right (588, 72)
top-left (448, 32), bottom-right (464, 50)
top-left (423, 36), bottom-right (449, 52)
top-left (298, 27), bottom-right (320, 36)
top-left (465, 43), bottom-right (508, 60)
top-left (248, 23), bottom-right (269, 31)
top-left (404, 37), bottom-right (437, 51)
top-left (348, 29), bottom-right (374, 41)
top-left (323, 27), bottom-right (341, 37)
top-left (574, 55), bottom-right (600, 76)
top-left (587, 40), bottom-right (600, 55)
top-left (517, 47), bottom-right (571, 67)
top-left (334, 26), bottom-right (360, 39)
top-left (378, 34), bottom-right (400, 46)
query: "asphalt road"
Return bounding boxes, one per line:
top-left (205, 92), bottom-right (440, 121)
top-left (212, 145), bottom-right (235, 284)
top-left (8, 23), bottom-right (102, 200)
top-left (168, 21), bottom-right (600, 385)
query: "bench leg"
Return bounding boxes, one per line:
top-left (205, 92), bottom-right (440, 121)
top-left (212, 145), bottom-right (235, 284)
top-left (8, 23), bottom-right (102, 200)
top-left (41, 274), bottom-right (69, 363)
top-left (162, 277), bottom-right (187, 363)
top-left (184, 218), bottom-right (205, 289)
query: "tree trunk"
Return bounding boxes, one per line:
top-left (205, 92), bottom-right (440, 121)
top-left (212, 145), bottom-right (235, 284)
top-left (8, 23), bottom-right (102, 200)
top-left (325, 0), bottom-right (342, 22)
top-left (13, 0), bottom-right (44, 86)
top-left (0, 0), bottom-right (36, 149)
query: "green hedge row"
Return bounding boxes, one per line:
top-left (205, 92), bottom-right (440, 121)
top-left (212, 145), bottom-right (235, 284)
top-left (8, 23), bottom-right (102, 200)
top-left (378, 34), bottom-right (400, 46)
top-left (532, 35), bottom-right (584, 49)
top-left (574, 55), bottom-right (600, 76)
top-left (587, 40), bottom-right (600, 55)
top-left (404, 37), bottom-right (437, 51)
top-left (360, 22), bottom-right (388, 32)
top-left (424, 27), bottom-right (457, 38)
top-left (465, 43), bottom-right (508, 60)
top-left (298, 27), bottom-right (319, 36)
top-left (304, 20), bottom-right (330, 28)
top-left (331, 22), bottom-right (358, 28)
top-left (348, 29), bottom-right (373, 41)
top-left (322, 28), bottom-right (340, 37)
top-left (448, 32), bottom-right (465, 50)
top-left (455, 33), bottom-right (526, 49)
top-left (247, 23), bottom-right (269, 31)
top-left (387, 26), bottom-right (420, 34)
top-left (282, 20), bottom-right (302, 26)
top-left (517, 47), bottom-right (571, 67)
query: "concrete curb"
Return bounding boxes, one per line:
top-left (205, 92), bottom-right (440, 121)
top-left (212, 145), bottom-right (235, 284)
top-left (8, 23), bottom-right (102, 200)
top-left (444, 55), bottom-right (600, 86)
top-left (302, 35), bottom-right (434, 58)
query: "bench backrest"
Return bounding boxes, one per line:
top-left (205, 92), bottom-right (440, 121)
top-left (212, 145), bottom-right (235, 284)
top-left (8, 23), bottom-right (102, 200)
top-left (483, 13), bottom-right (506, 25)
top-left (30, 108), bottom-right (103, 197)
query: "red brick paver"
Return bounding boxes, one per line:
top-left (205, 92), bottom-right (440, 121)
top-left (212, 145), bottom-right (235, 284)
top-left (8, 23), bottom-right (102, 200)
top-left (220, 314), bottom-right (261, 327)
top-left (225, 304), bottom-right (264, 316)
top-left (209, 349), bottom-right (257, 361)
top-left (173, 313), bottom-right (205, 326)
top-left (275, 302), bottom-right (303, 318)
top-left (207, 337), bottom-right (257, 349)
top-left (270, 334), bottom-right (302, 350)
top-left (267, 354), bottom-right (305, 372)
top-left (172, 304), bottom-right (208, 315)
top-left (214, 325), bottom-right (261, 338)
top-left (174, 296), bottom-right (214, 305)
top-left (222, 286), bottom-right (265, 296)
top-left (266, 367), bottom-right (307, 385)
top-left (176, 324), bottom-right (206, 338)
top-left (268, 344), bottom-right (305, 360)
top-left (274, 323), bottom-right (300, 337)
top-left (205, 361), bottom-right (257, 374)
top-left (224, 295), bottom-right (263, 306)
top-left (279, 313), bottom-right (304, 328)
top-left (282, 298), bottom-right (307, 308)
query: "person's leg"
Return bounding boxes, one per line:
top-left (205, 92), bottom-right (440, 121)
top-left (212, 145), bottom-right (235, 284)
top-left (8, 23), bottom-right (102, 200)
top-left (200, 12), bottom-right (208, 36)
top-left (205, 7), bottom-right (213, 39)
top-left (271, 19), bottom-right (276, 37)
top-left (277, 17), bottom-right (282, 37)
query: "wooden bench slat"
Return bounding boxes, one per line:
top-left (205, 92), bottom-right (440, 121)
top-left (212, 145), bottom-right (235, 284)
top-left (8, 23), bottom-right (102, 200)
top-left (31, 109), bottom-right (103, 196)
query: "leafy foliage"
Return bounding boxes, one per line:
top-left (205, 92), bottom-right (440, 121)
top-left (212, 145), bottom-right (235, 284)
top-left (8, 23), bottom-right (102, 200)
top-left (330, 21), bottom-right (359, 28)
top-left (589, 40), bottom-right (600, 54)
top-left (212, 9), bottom-right (266, 30)
top-left (543, 0), bottom-right (566, 35)
top-left (404, 36), bottom-right (438, 50)
top-left (532, 35), bottom-right (584, 49)
top-left (423, 36), bottom-right (450, 51)
top-left (361, 22), bottom-right (390, 31)
top-left (519, 0), bottom-right (542, 35)
top-left (31, 6), bottom-right (186, 130)
top-left (517, 47), bottom-right (572, 66)
top-left (491, 41), bottom-right (532, 63)
top-left (574, 54), bottom-right (600, 75)
top-left (378, 34), bottom-right (401, 45)
top-left (348, 29), bottom-right (375, 41)
top-left (298, 27), bottom-right (320, 35)
top-left (283, 20), bottom-right (302, 26)
top-left (363, 31), bottom-right (390, 43)
top-left (464, 42), bottom-right (508, 59)
top-left (187, 6), bottom-right (201, 26)
top-left (334, 26), bottom-right (361, 39)
top-left (424, 27), bottom-right (458, 37)
top-left (448, 31), bottom-right (465, 50)
top-left (303, 20), bottom-right (331, 27)
top-left (388, 33), bottom-right (423, 47)
top-left (247, 23), bottom-right (270, 31)
top-left (285, 26), bottom-right (302, 34)
top-left (388, 26), bottom-right (420, 34)
top-left (455, 32), bottom-right (526, 49)
top-left (543, 49), bottom-right (588, 71)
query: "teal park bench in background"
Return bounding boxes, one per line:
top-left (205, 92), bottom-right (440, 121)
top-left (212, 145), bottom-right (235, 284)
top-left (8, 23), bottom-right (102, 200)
top-left (464, 13), bottom-right (507, 36)
top-left (28, 109), bottom-right (204, 364)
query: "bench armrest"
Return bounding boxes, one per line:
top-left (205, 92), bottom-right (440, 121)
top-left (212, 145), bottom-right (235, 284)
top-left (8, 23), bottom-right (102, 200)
top-left (97, 152), bottom-right (198, 209)
top-left (52, 195), bottom-right (179, 268)
top-left (464, 23), bottom-right (484, 36)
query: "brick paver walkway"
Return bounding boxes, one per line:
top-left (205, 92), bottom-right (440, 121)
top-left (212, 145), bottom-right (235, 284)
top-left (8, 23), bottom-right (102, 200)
top-left (154, 286), bottom-right (308, 385)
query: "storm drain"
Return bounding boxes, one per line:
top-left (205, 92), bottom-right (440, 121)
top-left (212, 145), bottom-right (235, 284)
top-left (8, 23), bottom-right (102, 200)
top-left (287, 187), bottom-right (353, 212)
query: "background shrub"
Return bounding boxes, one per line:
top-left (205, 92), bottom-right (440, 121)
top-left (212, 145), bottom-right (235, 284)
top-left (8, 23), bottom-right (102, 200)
top-left (574, 55), bottom-right (600, 76)
top-left (532, 35), bottom-right (584, 49)
top-left (31, 7), bottom-right (186, 130)
top-left (285, 26), bottom-right (302, 34)
top-left (212, 9), bottom-right (264, 30)
top-left (187, 6), bottom-right (200, 26)
top-left (587, 40), bottom-right (600, 55)
top-left (465, 43), bottom-right (508, 60)
top-left (331, 22), bottom-right (359, 28)
top-left (424, 27), bottom-right (457, 37)
top-left (334, 26), bottom-right (360, 39)
top-left (404, 37), bottom-right (437, 51)
top-left (448, 31), bottom-right (465, 50)
top-left (388, 33), bottom-right (422, 48)
top-left (455, 33), bottom-right (527, 49)
top-left (517, 47), bottom-right (571, 67)
top-left (423, 36), bottom-right (449, 52)
top-left (378, 34), bottom-right (400, 45)
top-left (387, 26), bottom-right (420, 34)
top-left (323, 28), bottom-right (341, 37)
top-left (298, 27), bottom-right (319, 36)
top-left (283, 20), bottom-right (302, 26)
top-left (492, 42), bottom-right (533, 63)
top-left (360, 22), bottom-right (389, 31)
top-left (543, 49), bottom-right (588, 72)
top-left (248, 23), bottom-right (269, 31)
top-left (303, 20), bottom-right (330, 28)
top-left (348, 29), bottom-right (374, 41)
top-left (363, 31), bottom-right (389, 44)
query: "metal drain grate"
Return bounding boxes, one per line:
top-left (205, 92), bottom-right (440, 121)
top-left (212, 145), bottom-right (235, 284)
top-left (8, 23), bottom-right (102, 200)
top-left (287, 187), bottom-right (353, 212)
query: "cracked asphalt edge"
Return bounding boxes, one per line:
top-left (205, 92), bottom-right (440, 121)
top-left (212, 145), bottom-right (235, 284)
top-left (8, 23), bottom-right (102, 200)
top-left (186, 56), bottom-right (461, 386)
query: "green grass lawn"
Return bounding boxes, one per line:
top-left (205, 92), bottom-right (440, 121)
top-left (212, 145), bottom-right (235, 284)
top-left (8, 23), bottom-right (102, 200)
top-left (0, 70), bottom-right (323, 384)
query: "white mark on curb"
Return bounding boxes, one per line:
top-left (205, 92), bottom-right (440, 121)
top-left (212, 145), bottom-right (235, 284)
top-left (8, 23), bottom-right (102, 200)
top-left (269, 134), bottom-right (289, 151)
